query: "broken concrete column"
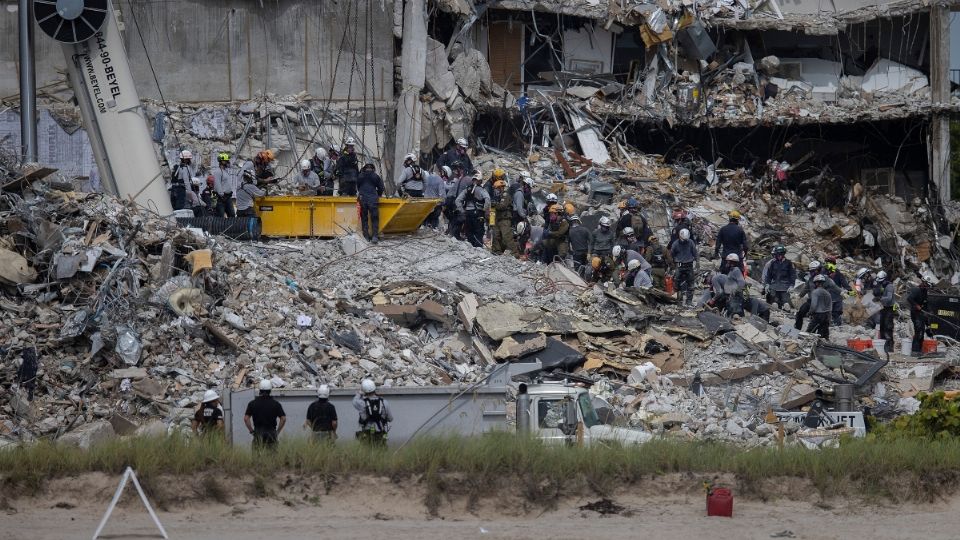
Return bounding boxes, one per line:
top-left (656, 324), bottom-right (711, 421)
top-left (451, 49), bottom-right (492, 103)
top-left (393, 0), bottom-right (427, 191)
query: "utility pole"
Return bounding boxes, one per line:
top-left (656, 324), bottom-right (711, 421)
top-left (929, 4), bottom-right (951, 203)
top-left (18, 0), bottom-right (38, 163)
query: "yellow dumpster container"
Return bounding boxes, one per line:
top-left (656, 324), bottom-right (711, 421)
top-left (255, 196), bottom-right (440, 238)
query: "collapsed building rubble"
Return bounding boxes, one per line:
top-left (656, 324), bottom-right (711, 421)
top-left (2, 135), bottom-right (959, 448)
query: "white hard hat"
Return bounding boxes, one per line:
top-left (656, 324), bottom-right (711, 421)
top-left (405, 152), bottom-right (417, 161)
top-left (456, 137), bottom-right (468, 147)
top-left (180, 150), bottom-right (193, 160)
top-left (546, 193), bottom-right (558, 203)
top-left (813, 274), bottom-right (826, 283)
top-left (191, 177), bottom-right (202, 186)
top-left (522, 175), bottom-right (535, 187)
top-left (258, 379), bottom-right (272, 391)
top-left (599, 216), bottom-right (611, 227)
top-left (570, 214), bottom-right (581, 222)
top-left (679, 228), bottom-right (691, 240)
top-left (202, 389), bottom-right (219, 403)
top-left (361, 379), bottom-right (376, 394)
top-left (516, 221), bottom-right (527, 236)
top-left (345, 137), bottom-right (356, 146)
top-left (612, 245), bottom-right (623, 258)
top-left (809, 260), bottom-right (821, 271)
top-left (300, 159), bottom-right (311, 170)
top-left (856, 267), bottom-right (869, 280)
top-left (923, 273), bottom-right (937, 285)
top-left (315, 147), bottom-right (324, 157)
top-left (876, 270), bottom-right (888, 281)
top-left (726, 253), bottom-right (740, 262)
top-left (623, 227), bottom-right (635, 236)
top-left (441, 166), bottom-right (452, 177)
top-left (628, 259), bottom-right (642, 271)
top-left (317, 384), bottom-right (330, 398)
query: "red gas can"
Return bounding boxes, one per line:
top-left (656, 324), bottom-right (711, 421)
top-left (665, 275), bottom-right (675, 295)
top-left (707, 487), bottom-right (733, 517)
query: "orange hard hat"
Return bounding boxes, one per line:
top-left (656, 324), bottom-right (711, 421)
top-left (493, 179), bottom-right (507, 189)
top-left (258, 149), bottom-right (275, 161)
top-left (592, 257), bottom-right (602, 270)
top-left (564, 202), bottom-right (575, 215)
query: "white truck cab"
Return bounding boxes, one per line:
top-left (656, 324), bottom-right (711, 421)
top-left (518, 381), bottom-right (652, 446)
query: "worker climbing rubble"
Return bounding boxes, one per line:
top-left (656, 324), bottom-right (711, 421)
top-left (714, 210), bottom-right (748, 273)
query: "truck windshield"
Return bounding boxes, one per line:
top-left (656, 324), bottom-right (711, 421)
top-left (578, 393), bottom-right (600, 428)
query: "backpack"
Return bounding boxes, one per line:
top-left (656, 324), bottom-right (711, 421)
top-left (362, 397), bottom-right (386, 432)
top-left (411, 165), bottom-right (422, 180)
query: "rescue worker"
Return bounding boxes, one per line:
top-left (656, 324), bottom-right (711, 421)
top-left (318, 146), bottom-right (339, 195)
top-left (668, 207), bottom-right (696, 249)
top-left (541, 204), bottom-right (569, 263)
top-left (589, 216), bottom-right (617, 263)
top-left (169, 150), bottom-right (195, 210)
top-left (723, 254), bottom-right (747, 317)
top-left (516, 221), bottom-right (532, 259)
top-left (437, 137), bottom-right (473, 174)
top-left (542, 193), bottom-right (559, 221)
top-left (612, 245), bottom-right (644, 267)
top-left (253, 149), bottom-right (276, 182)
top-left (296, 159), bottom-right (322, 195)
top-left (357, 162), bottom-right (385, 243)
top-left (624, 258), bottom-right (653, 289)
top-left (670, 228), bottom-right (698, 305)
top-left (854, 268), bottom-right (875, 296)
top-left (397, 152), bottom-right (425, 197)
top-left (795, 261), bottom-right (841, 331)
top-left (243, 380), bottom-right (286, 450)
top-left (762, 245), bottom-right (796, 310)
top-left (422, 166), bottom-right (447, 229)
top-left (824, 256), bottom-right (851, 326)
top-left (485, 168), bottom-right (508, 199)
top-left (187, 178), bottom-right (206, 217)
top-left (645, 235), bottom-right (668, 289)
top-left (445, 162), bottom-right (472, 239)
top-left (490, 179), bottom-right (516, 254)
top-left (567, 215), bottom-right (592, 271)
top-left (875, 270), bottom-right (896, 353)
top-left (714, 210), bottom-right (748, 272)
top-left (210, 152), bottom-right (238, 217)
top-left (616, 227), bottom-right (642, 252)
top-left (590, 255), bottom-right (614, 283)
top-left (455, 171), bottom-right (491, 248)
top-left (907, 274), bottom-right (937, 355)
top-left (309, 147), bottom-right (326, 175)
top-left (623, 199), bottom-right (652, 246)
top-left (807, 274), bottom-right (832, 339)
top-left (191, 389), bottom-right (224, 437)
top-left (200, 176), bottom-right (217, 216)
top-left (336, 138), bottom-right (360, 196)
top-left (513, 174), bottom-right (533, 223)
top-left (235, 170), bottom-right (266, 218)
top-left (304, 384), bottom-right (338, 442)
top-left (353, 379), bottom-right (392, 445)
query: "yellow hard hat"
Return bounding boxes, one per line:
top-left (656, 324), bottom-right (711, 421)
top-left (728, 210), bottom-right (741, 219)
top-left (592, 257), bottom-right (602, 270)
top-left (493, 168), bottom-right (506, 179)
top-left (493, 179), bottom-right (506, 189)
top-left (617, 200), bottom-right (627, 210)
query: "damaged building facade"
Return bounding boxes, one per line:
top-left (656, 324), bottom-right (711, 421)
top-left (0, 0), bottom-right (956, 199)
top-left (429, 0), bottom-right (956, 205)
